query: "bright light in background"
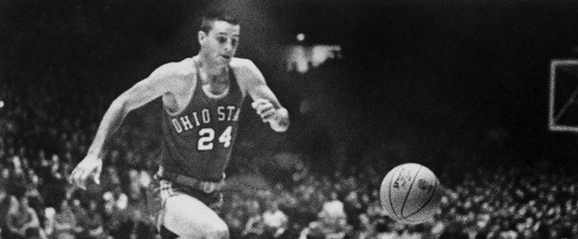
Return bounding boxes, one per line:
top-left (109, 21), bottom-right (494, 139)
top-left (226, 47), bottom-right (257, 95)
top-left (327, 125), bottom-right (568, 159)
top-left (284, 45), bottom-right (342, 73)
top-left (296, 33), bottom-right (305, 42)
top-left (0, 101), bottom-right (4, 108)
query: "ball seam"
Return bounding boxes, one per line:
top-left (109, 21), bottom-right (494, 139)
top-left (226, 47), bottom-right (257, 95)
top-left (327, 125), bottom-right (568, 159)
top-left (403, 178), bottom-right (439, 219)
top-left (388, 166), bottom-right (401, 220)
top-left (400, 165), bottom-right (422, 219)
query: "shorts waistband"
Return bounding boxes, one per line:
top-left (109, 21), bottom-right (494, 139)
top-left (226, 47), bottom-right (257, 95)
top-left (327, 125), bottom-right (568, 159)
top-left (155, 166), bottom-right (225, 194)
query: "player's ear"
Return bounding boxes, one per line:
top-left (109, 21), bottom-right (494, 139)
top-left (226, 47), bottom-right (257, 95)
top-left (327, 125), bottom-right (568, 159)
top-left (198, 31), bottom-right (207, 44)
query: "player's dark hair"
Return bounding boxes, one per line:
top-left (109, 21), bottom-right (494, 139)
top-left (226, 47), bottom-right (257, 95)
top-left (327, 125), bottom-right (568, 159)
top-left (200, 8), bottom-right (239, 33)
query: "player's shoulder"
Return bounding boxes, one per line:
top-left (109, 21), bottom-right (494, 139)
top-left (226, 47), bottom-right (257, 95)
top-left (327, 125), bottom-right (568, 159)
top-left (230, 57), bottom-right (263, 82)
top-left (155, 58), bottom-right (196, 78)
top-left (230, 57), bottom-right (258, 72)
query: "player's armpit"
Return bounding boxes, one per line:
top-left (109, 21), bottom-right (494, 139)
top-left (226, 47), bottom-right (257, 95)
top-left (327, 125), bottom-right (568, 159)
top-left (73, 61), bottom-right (193, 183)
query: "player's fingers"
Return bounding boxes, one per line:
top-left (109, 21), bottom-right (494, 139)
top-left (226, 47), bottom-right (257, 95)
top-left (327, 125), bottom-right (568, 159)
top-left (78, 168), bottom-right (94, 189)
top-left (251, 98), bottom-right (269, 109)
top-left (261, 110), bottom-right (276, 122)
top-left (261, 108), bottom-right (276, 118)
top-left (254, 106), bottom-right (263, 115)
top-left (257, 103), bottom-right (274, 115)
top-left (253, 103), bottom-right (266, 114)
top-left (70, 171), bottom-right (80, 188)
top-left (73, 171), bottom-right (85, 189)
top-left (69, 168), bottom-right (77, 183)
top-left (255, 105), bottom-right (264, 115)
top-left (93, 165), bottom-right (102, 185)
top-left (70, 167), bottom-right (81, 186)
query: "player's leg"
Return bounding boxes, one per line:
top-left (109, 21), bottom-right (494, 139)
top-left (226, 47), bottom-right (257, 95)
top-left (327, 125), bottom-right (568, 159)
top-left (162, 193), bottom-right (229, 239)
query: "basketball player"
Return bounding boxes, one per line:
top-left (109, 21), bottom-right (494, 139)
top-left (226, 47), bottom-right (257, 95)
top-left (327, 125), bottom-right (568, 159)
top-left (69, 10), bottom-right (289, 239)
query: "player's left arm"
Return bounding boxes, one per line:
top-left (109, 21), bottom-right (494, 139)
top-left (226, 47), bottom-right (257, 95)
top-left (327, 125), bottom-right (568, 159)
top-left (236, 59), bottom-right (289, 132)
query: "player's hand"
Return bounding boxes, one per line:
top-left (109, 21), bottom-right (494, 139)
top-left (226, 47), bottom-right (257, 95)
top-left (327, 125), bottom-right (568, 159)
top-left (69, 154), bottom-right (102, 190)
top-left (252, 98), bottom-right (277, 123)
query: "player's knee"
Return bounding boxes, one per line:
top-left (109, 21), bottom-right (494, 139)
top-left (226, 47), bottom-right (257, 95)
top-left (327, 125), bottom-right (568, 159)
top-left (204, 220), bottom-right (229, 239)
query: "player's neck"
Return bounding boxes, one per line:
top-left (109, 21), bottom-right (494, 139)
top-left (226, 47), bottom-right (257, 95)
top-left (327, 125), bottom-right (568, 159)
top-left (196, 55), bottom-right (228, 79)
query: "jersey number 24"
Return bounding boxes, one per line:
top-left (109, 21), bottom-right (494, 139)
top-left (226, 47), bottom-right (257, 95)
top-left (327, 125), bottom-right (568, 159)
top-left (197, 126), bottom-right (233, 151)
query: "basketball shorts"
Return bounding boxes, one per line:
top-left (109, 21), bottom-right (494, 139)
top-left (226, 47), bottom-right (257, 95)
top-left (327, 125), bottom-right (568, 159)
top-left (145, 178), bottom-right (224, 231)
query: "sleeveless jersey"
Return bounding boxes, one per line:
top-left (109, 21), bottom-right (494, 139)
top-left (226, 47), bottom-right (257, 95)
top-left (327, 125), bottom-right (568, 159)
top-left (160, 59), bottom-right (245, 182)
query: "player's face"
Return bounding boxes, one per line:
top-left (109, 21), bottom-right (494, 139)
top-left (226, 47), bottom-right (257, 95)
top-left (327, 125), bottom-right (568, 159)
top-left (199, 21), bottom-right (240, 66)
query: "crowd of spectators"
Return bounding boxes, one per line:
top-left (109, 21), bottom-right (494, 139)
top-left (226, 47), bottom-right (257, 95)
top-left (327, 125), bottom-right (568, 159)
top-left (0, 83), bottom-right (157, 239)
top-left (1, 79), bottom-right (578, 239)
top-left (221, 163), bottom-right (578, 239)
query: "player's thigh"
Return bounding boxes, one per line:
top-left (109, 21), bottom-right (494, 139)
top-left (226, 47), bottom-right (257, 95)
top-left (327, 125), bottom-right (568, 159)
top-left (163, 193), bottom-right (228, 239)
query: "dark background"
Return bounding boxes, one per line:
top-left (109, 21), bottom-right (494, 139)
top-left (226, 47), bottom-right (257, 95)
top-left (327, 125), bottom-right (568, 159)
top-left (2, 0), bottom-right (578, 176)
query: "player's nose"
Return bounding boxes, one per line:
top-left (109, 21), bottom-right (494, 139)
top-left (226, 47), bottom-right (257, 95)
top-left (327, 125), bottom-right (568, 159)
top-left (224, 43), bottom-right (232, 52)
top-left (224, 39), bottom-right (235, 52)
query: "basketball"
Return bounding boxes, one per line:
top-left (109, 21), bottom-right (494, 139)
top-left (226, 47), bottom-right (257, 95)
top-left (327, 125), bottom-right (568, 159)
top-left (380, 163), bottom-right (442, 224)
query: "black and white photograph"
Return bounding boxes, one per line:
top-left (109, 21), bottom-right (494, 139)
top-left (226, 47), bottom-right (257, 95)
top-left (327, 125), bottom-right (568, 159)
top-left (1, 0), bottom-right (578, 238)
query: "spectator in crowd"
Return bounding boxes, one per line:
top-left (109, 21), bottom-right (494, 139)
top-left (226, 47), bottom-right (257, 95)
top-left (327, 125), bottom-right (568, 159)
top-left (229, 208), bottom-right (248, 239)
top-left (80, 200), bottom-right (107, 239)
top-left (353, 213), bottom-right (375, 239)
top-left (6, 195), bottom-right (44, 239)
top-left (298, 221), bottom-right (325, 239)
top-left (318, 191), bottom-right (349, 237)
top-left (242, 199), bottom-right (265, 239)
top-left (51, 199), bottom-right (78, 239)
top-left (263, 200), bottom-right (289, 238)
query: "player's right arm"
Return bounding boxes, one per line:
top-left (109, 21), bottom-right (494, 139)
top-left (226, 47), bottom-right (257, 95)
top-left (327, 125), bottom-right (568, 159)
top-left (70, 62), bottom-right (190, 189)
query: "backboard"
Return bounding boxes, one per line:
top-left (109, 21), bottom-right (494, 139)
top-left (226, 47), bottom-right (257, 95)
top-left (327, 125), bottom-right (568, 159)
top-left (549, 59), bottom-right (578, 132)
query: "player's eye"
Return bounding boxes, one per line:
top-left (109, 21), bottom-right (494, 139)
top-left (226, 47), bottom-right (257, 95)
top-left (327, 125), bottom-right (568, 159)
top-left (217, 37), bottom-right (227, 44)
top-left (231, 39), bottom-right (238, 47)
